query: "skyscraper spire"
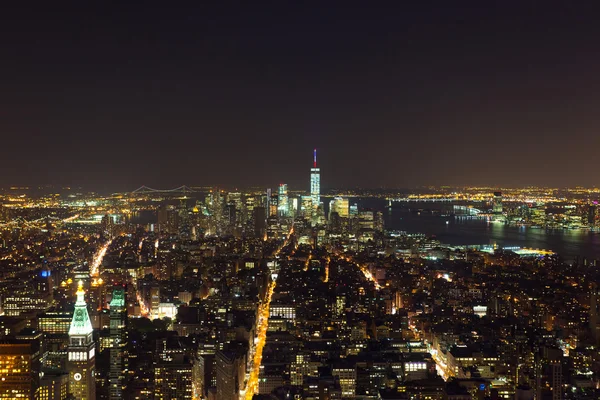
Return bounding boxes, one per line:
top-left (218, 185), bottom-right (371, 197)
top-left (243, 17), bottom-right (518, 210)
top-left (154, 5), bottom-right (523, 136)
top-left (75, 280), bottom-right (86, 305)
top-left (313, 148), bottom-right (317, 168)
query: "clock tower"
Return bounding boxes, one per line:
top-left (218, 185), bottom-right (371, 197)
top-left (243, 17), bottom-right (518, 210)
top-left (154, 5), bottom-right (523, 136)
top-left (67, 281), bottom-right (96, 400)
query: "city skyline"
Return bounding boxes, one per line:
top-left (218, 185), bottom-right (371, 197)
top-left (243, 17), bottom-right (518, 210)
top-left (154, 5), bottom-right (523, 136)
top-left (4, 3), bottom-right (600, 400)
top-left (1, 142), bottom-right (600, 398)
top-left (5, 145), bottom-right (600, 194)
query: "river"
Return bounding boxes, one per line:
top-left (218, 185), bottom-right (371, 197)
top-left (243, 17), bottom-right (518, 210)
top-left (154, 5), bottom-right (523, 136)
top-left (350, 198), bottom-right (600, 262)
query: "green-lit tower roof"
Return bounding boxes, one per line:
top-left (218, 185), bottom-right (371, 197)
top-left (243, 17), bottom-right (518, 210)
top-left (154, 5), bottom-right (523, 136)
top-left (109, 287), bottom-right (125, 308)
top-left (69, 280), bottom-right (93, 336)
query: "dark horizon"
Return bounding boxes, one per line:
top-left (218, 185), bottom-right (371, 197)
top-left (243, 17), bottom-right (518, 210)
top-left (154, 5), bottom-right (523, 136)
top-left (3, 3), bottom-right (600, 190)
top-left (3, 182), bottom-right (599, 197)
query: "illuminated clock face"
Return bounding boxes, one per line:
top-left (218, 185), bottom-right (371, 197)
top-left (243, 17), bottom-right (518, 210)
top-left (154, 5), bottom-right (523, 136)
top-left (74, 373), bottom-right (82, 381)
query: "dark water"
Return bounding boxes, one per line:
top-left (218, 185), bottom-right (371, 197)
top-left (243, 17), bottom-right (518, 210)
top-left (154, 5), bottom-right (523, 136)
top-left (352, 198), bottom-right (600, 262)
top-left (130, 210), bottom-right (157, 225)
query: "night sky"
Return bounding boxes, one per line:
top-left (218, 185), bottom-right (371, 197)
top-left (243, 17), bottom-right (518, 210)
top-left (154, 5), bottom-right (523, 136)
top-left (2, 2), bottom-right (600, 192)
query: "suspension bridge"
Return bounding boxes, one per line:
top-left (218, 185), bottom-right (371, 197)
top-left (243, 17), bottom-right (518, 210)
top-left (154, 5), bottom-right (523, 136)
top-left (129, 185), bottom-right (198, 195)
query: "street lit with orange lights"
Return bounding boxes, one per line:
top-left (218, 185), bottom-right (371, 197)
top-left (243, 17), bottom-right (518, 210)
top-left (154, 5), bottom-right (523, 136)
top-left (303, 253), bottom-right (312, 271)
top-left (90, 239), bottom-right (112, 277)
top-left (341, 254), bottom-right (381, 290)
top-left (136, 291), bottom-right (150, 317)
top-left (242, 281), bottom-right (275, 400)
top-left (241, 226), bottom-right (293, 400)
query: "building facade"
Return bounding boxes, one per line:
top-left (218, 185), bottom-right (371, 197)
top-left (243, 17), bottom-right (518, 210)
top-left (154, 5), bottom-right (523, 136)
top-left (109, 287), bottom-right (127, 399)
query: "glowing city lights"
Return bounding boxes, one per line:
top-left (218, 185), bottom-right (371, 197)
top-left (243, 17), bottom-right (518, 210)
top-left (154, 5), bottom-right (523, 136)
top-left (90, 240), bottom-right (112, 277)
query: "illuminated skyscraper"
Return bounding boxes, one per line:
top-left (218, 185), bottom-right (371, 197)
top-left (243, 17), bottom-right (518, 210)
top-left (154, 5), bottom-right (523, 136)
top-left (154, 338), bottom-right (193, 400)
top-left (67, 281), bottom-right (96, 400)
top-left (290, 197), bottom-right (298, 217)
top-left (39, 370), bottom-right (69, 400)
top-left (310, 149), bottom-right (320, 208)
top-left (329, 197), bottom-right (349, 219)
top-left (253, 207), bottom-right (267, 238)
top-left (269, 193), bottom-right (279, 218)
top-left (300, 196), bottom-right (313, 217)
top-left (216, 350), bottom-right (245, 400)
top-left (0, 339), bottom-right (40, 399)
top-left (277, 183), bottom-right (289, 217)
top-left (109, 287), bottom-right (127, 400)
top-left (493, 191), bottom-right (503, 214)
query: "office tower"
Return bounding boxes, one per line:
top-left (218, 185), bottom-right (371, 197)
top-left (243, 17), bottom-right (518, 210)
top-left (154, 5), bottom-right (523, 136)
top-left (35, 269), bottom-right (54, 299)
top-left (358, 210), bottom-right (374, 230)
top-left (269, 192), bottom-right (279, 218)
top-left (549, 359), bottom-right (562, 400)
top-left (67, 281), bottom-right (96, 400)
top-left (329, 197), bottom-right (349, 220)
top-left (215, 350), bottom-right (246, 400)
top-left (109, 287), bottom-right (127, 400)
top-left (253, 207), bottom-right (267, 238)
top-left (158, 205), bottom-right (180, 235)
top-left (0, 339), bottom-right (40, 399)
top-left (290, 352), bottom-right (318, 386)
top-left (278, 183), bottom-right (289, 217)
top-left (310, 149), bottom-right (320, 208)
top-left (192, 354), bottom-right (206, 399)
top-left (0, 317), bottom-right (27, 338)
top-left (535, 346), bottom-right (563, 400)
top-left (101, 214), bottom-right (114, 238)
top-left (154, 338), bottom-right (193, 400)
top-left (290, 197), bottom-right (298, 217)
top-left (330, 209), bottom-right (342, 233)
top-left (334, 295), bottom-right (346, 318)
top-left (38, 311), bottom-right (71, 371)
top-left (267, 215), bottom-right (281, 240)
top-left (150, 285), bottom-right (160, 318)
top-left (3, 294), bottom-right (49, 316)
top-left (39, 371), bottom-right (69, 400)
top-left (258, 365), bottom-right (285, 394)
top-left (154, 358), bottom-right (193, 400)
top-left (157, 205), bottom-right (168, 232)
top-left (269, 304), bottom-right (296, 323)
top-left (177, 198), bottom-right (192, 239)
top-left (493, 191), bottom-right (503, 214)
top-left (590, 284), bottom-right (600, 344)
top-left (266, 188), bottom-right (272, 214)
top-left (227, 192), bottom-right (245, 225)
top-left (226, 203), bottom-right (237, 227)
top-left (588, 204), bottom-right (597, 227)
top-left (374, 211), bottom-right (384, 233)
top-left (332, 364), bottom-right (357, 397)
top-left (300, 196), bottom-right (313, 217)
top-left (245, 195), bottom-right (255, 214)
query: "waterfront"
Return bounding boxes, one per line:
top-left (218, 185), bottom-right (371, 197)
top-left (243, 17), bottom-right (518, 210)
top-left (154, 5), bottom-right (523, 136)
top-left (357, 198), bottom-right (600, 262)
top-left (134, 198), bottom-right (600, 261)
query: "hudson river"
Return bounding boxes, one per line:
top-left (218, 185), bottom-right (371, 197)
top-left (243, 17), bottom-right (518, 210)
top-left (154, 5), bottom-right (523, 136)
top-left (358, 198), bottom-right (600, 262)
